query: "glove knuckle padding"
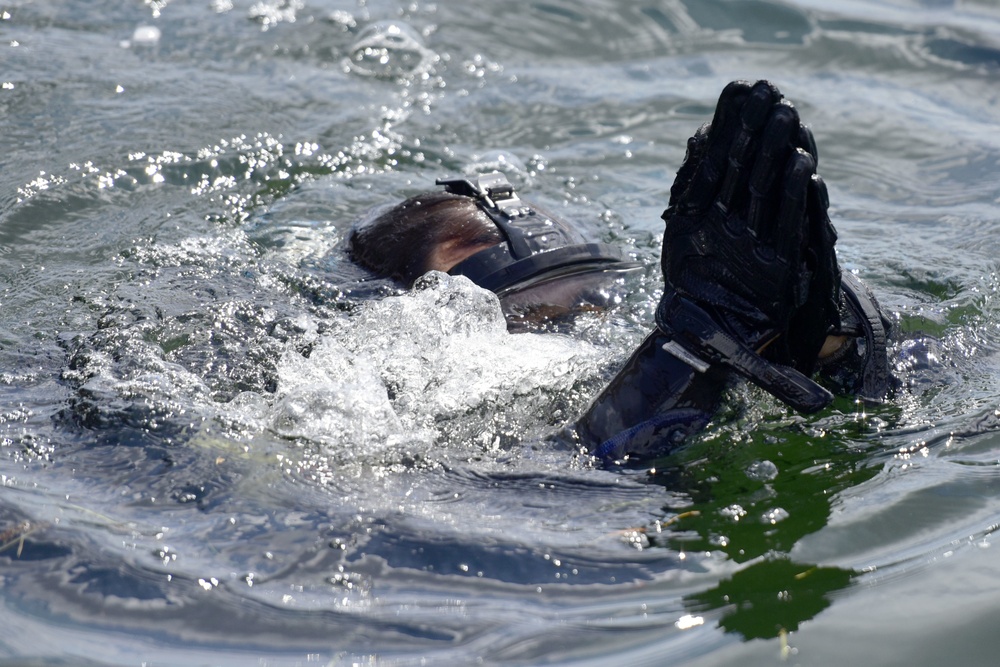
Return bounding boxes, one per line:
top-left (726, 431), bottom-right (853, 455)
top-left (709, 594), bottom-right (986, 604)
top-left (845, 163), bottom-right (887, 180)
top-left (658, 80), bottom-right (842, 413)
top-left (797, 124), bottom-right (818, 163)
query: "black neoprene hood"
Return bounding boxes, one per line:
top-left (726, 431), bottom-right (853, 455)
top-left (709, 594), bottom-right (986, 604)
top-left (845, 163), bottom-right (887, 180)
top-left (437, 171), bottom-right (636, 295)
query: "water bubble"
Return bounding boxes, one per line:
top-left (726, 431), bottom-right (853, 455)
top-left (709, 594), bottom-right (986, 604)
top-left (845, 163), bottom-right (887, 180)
top-left (269, 274), bottom-right (607, 461)
top-left (762, 507), bottom-right (790, 525)
top-left (249, 0), bottom-right (303, 30)
top-left (132, 25), bottom-right (162, 45)
top-left (675, 614), bottom-right (705, 630)
top-left (466, 151), bottom-right (528, 180)
top-left (327, 10), bottom-right (357, 31)
top-left (720, 504), bottom-right (747, 522)
top-left (745, 459), bottom-right (779, 481)
top-left (345, 21), bottom-right (437, 79)
top-left (270, 338), bottom-right (404, 454)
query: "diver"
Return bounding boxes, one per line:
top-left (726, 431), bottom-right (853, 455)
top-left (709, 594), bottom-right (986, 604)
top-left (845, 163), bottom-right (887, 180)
top-left (349, 80), bottom-right (892, 464)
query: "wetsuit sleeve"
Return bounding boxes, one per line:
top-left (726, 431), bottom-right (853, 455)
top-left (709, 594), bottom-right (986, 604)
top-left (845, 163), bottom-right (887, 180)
top-left (575, 331), bottom-right (729, 464)
top-left (576, 271), bottom-right (894, 465)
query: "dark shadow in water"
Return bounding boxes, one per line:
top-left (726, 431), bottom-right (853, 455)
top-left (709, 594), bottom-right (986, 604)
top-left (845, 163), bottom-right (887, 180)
top-left (0, 514), bottom-right (72, 563)
top-left (646, 397), bottom-right (886, 564)
top-left (685, 558), bottom-right (854, 639)
top-left (638, 397), bottom-right (892, 638)
top-left (925, 37), bottom-right (1000, 70)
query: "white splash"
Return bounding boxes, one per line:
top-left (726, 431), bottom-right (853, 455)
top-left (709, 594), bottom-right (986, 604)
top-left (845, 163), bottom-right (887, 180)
top-left (269, 273), bottom-right (609, 458)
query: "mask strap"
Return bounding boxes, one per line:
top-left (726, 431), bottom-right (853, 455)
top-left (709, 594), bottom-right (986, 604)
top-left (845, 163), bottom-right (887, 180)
top-left (436, 172), bottom-right (536, 259)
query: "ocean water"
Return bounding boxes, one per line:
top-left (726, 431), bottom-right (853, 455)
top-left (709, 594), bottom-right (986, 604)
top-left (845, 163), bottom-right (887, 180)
top-left (2, 0), bottom-right (1000, 665)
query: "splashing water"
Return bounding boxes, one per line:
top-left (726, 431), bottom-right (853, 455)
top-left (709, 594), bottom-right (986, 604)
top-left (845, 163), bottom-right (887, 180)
top-left (269, 272), bottom-right (611, 461)
top-left (345, 20), bottom-right (439, 79)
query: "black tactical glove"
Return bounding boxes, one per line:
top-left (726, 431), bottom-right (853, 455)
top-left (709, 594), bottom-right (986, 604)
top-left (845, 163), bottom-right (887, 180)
top-left (655, 80), bottom-right (840, 413)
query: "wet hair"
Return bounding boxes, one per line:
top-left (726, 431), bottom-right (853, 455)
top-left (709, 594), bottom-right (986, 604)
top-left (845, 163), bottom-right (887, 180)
top-left (349, 191), bottom-right (502, 285)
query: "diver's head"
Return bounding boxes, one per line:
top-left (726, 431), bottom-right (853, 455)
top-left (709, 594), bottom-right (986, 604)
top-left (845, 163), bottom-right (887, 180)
top-left (348, 189), bottom-right (502, 285)
top-left (349, 172), bottom-right (637, 326)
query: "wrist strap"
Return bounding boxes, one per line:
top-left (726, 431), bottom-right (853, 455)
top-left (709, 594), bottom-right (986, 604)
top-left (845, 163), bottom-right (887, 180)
top-left (656, 293), bottom-right (833, 413)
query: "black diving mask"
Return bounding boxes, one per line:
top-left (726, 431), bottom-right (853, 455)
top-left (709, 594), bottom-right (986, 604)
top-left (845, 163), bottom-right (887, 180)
top-left (436, 172), bottom-right (639, 301)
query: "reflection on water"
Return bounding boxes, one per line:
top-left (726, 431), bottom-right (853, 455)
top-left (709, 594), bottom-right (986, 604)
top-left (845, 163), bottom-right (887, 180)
top-left (686, 558), bottom-right (854, 640)
top-left (3, 0), bottom-right (1000, 665)
top-left (649, 401), bottom-right (884, 564)
top-left (644, 404), bottom-right (883, 640)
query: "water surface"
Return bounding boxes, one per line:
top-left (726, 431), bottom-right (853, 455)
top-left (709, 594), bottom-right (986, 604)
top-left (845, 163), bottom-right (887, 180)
top-left (2, 1), bottom-right (1000, 665)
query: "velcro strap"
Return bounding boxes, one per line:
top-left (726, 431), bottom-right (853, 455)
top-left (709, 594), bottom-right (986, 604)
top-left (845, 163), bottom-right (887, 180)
top-left (657, 294), bottom-right (833, 413)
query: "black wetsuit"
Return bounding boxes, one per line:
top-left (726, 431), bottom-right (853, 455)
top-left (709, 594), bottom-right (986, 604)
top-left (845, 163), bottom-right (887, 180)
top-left (576, 272), bottom-right (894, 464)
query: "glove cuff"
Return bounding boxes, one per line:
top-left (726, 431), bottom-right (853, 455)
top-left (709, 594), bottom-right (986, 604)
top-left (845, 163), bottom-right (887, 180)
top-left (819, 273), bottom-right (893, 402)
top-left (656, 291), bottom-right (833, 413)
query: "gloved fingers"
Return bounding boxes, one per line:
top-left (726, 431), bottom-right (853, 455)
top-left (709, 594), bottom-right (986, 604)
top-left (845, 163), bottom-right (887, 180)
top-left (718, 81), bottom-right (783, 219)
top-left (706, 80), bottom-right (754, 137)
top-left (795, 123), bottom-right (818, 165)
top-left (807, 173), bottom-right (836, 258)
top-left (681, 81), bottom-right (754, 214)
top-left (772, 148), bottom-right (815, 265)
top-left (665, 123), bottom-right (712, 213)
top-left (807, 173), bottom-right (842, 325)
top-left (809, 169), bottom-right (830, 212)
top-left (746, 101), bottom-right (799, 242)
top-left (806, 174), bottom-right (837, 268)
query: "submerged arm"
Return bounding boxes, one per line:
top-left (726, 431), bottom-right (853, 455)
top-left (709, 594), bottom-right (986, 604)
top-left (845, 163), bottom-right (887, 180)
top-left (575, 330), bottom-right (727, 462)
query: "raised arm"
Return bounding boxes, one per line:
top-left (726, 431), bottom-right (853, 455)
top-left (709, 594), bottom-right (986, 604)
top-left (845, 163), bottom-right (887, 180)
top-left (576, 80), bottom-right (889, 464)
